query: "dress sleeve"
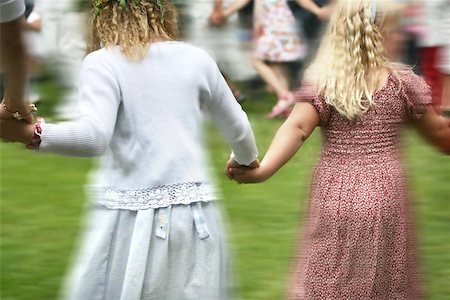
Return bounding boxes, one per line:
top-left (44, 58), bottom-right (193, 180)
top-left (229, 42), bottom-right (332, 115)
top-left (202, 57), bottom-right (258, 166)
top-left (39, 53), bottom-right (121, 156)
top-left (294, 81), bottom-right (331, 126)
top-left (399, 68), bottom-right (432, 122)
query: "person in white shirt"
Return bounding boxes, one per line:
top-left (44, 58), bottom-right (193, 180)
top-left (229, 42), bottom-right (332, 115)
top-left (417, 0), bottom-right (449, 110)
top-left (185, 0), bottom-right (256, 102)
top-left (0, 0), bottom-right (35, 123)
top-left (0, 0), bottom-right (259, 299)
top-left (24, 5), bottom-right (44, 103)
top-left (38, 0), bottom-right (87, 119)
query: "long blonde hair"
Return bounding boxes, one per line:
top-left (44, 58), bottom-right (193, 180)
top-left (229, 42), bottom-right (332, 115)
top-left (87, 0), bottom-right (178, 60)
top-left (304, 0), bottom-right (404, 119)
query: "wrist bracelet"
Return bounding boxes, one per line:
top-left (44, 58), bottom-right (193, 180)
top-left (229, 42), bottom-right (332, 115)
top-left (2, 103), bottom-right (37, 121)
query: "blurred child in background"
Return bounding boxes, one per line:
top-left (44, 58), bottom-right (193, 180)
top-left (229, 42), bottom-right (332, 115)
top-left (24, 1), bottom-right (44, 104)
top-left (416, 0), bottom-right (449, 111)
top-left (227, 0), bottom-right (450, 299)
top-left (0, 0), bottom-right (259, 299)
top-left (184, 0), bottom-right (255, 102)
top-left (223, 0), bottom-right (308, 119)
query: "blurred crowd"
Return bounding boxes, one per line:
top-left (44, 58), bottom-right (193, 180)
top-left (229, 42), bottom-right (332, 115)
top-left (2, 0), bottom-right (449, 117)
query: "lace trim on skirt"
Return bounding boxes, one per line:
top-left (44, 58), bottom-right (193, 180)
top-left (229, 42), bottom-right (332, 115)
top-left (92, 182), bottom-right (218, 210)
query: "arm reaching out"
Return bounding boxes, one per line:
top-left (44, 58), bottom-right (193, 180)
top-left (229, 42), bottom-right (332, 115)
top-left (0, 15), bottom-right (30, 121)
top-left (415, 107), bottom-right (450, 154)
top-left (295, 0), bottom-right (333, 20)
top-left (223, 0), bottom-right (252, 18)
top-left (229, 102), bottom-right (319, 183)
top-left (0, 52), bottom-right (121, 157)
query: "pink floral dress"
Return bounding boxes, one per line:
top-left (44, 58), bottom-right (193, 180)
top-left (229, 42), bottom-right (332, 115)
top-left (290, 68), bottom-right (432, 299)
top-left (254, 0), bottom-right (306, 62)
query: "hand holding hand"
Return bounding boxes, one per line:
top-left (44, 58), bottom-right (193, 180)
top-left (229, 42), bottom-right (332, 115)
top-left (0, 101), bottom-right (35, 124)
top-left (0, 118), bottom-right (34, 144)
top-left (225, 159), bottom-right (268, 184)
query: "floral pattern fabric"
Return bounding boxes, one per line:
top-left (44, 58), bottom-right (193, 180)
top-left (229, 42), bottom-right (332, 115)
top-left (290, 68), bottom-right (432, 299)
top-left (254, 0), bottom-right (306, 62)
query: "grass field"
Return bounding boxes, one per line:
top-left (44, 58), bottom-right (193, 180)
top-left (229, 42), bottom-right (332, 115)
top-left (1, 83), bottom-right (449, 299)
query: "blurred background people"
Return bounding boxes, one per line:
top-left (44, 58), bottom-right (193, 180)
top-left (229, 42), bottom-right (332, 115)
top-left (183, 0), bottom-right (256, 102)
top-left (416, 0), bottom-right (449, 111)
top-left (23, 0), bottom-right (44, 104)
top-left (36, 0), bottom-right (87, 119)
top-left (223, 0), bottom-right (308, 119)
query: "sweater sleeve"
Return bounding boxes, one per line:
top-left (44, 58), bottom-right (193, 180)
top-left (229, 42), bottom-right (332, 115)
top-left (39, 53), bottom-right (121, 157)
top-left (203, 58), bottom-right (258, 166)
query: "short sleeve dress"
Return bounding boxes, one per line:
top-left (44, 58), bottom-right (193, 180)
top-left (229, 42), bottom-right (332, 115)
top-left (289, 68), bottom-right (432, 299)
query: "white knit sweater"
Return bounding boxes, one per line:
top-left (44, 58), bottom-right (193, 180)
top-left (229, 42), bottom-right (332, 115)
top-left (40, 41), bottom-right (258, 209)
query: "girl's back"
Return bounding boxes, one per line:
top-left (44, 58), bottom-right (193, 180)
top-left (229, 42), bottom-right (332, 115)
top-left (226, 1), bottom-right (449, 298)
top-left (91, 42), bottom-right (222, 187)
top-left (309, 67), bottom-right (430, 165)
top-left (288, 65), bottom-right (432, 299)
top-left (68, 41), bottom-right (257, 208)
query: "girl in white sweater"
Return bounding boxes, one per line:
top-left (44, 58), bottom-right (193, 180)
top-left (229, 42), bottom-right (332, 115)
top-left (0, 0), bottom-right (258, 299)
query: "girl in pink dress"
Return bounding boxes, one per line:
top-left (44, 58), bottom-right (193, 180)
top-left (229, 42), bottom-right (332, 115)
top-left (227, 0), bottom-right (450, 299)
top-left (224, 0), bottom-right (325, 118)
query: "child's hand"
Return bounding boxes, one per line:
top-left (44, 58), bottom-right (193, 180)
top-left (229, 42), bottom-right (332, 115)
top-left (225, 159), bottom-right (259, 180)
top-left (225, 159), bottom-right (267, 184)
top-left (209, 7), bottom-right (225, 26)
top-left (0, 118), bottom-right (34, 144)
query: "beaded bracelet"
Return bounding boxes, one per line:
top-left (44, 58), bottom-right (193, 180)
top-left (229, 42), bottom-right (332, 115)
top-left (26, 117), bottom-right (44, 150)
top-left (2, 103), bottom-right (37, 121)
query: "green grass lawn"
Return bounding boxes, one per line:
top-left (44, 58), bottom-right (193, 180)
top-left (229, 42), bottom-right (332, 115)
top-left (1, 89), bottom-right (450, 299)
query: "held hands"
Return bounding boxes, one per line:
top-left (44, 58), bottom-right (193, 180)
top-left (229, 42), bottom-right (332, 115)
top-left (225, 159), bottom-right (268, 184)
top-left (0, 101), bottom-right (35, 143)
top-left (0, 118), bottom-right (34, 144)
top-left (0, 101), bottom-right (34, 124)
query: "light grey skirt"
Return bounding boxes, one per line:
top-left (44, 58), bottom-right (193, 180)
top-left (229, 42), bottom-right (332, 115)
top-left (60, 201), bottom-right (232, 300)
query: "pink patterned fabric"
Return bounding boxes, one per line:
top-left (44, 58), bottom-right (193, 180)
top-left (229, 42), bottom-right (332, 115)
top-left (290, 68), bottom-right (431, 299)
top-left (254, 0), bottom-right (306, 62)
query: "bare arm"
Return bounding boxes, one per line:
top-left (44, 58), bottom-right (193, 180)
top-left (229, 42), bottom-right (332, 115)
top-left (295, 0), bottom-right (333, 20)
top-left (223, 0), bottom-right (252, 18)
top-left (229, 102), bottom-right (319, 183)
top-left (0, 17), bottom-right (28, 115)
top-left (295, 0), bottom-right (322, 16)
top-left (210, 0), bottom-right (224, 26)
top-left (415, 107), bottom-right (450, 154)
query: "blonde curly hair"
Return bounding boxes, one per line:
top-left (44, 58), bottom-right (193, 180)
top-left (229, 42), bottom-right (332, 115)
top-left (304, 0), bottom-right (404, 120)
top-left (87, 0), bottom-right (178, 60)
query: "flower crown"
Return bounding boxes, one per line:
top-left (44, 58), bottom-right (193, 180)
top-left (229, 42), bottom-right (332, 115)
top-left (92, 0), bottom-right (166, 17)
